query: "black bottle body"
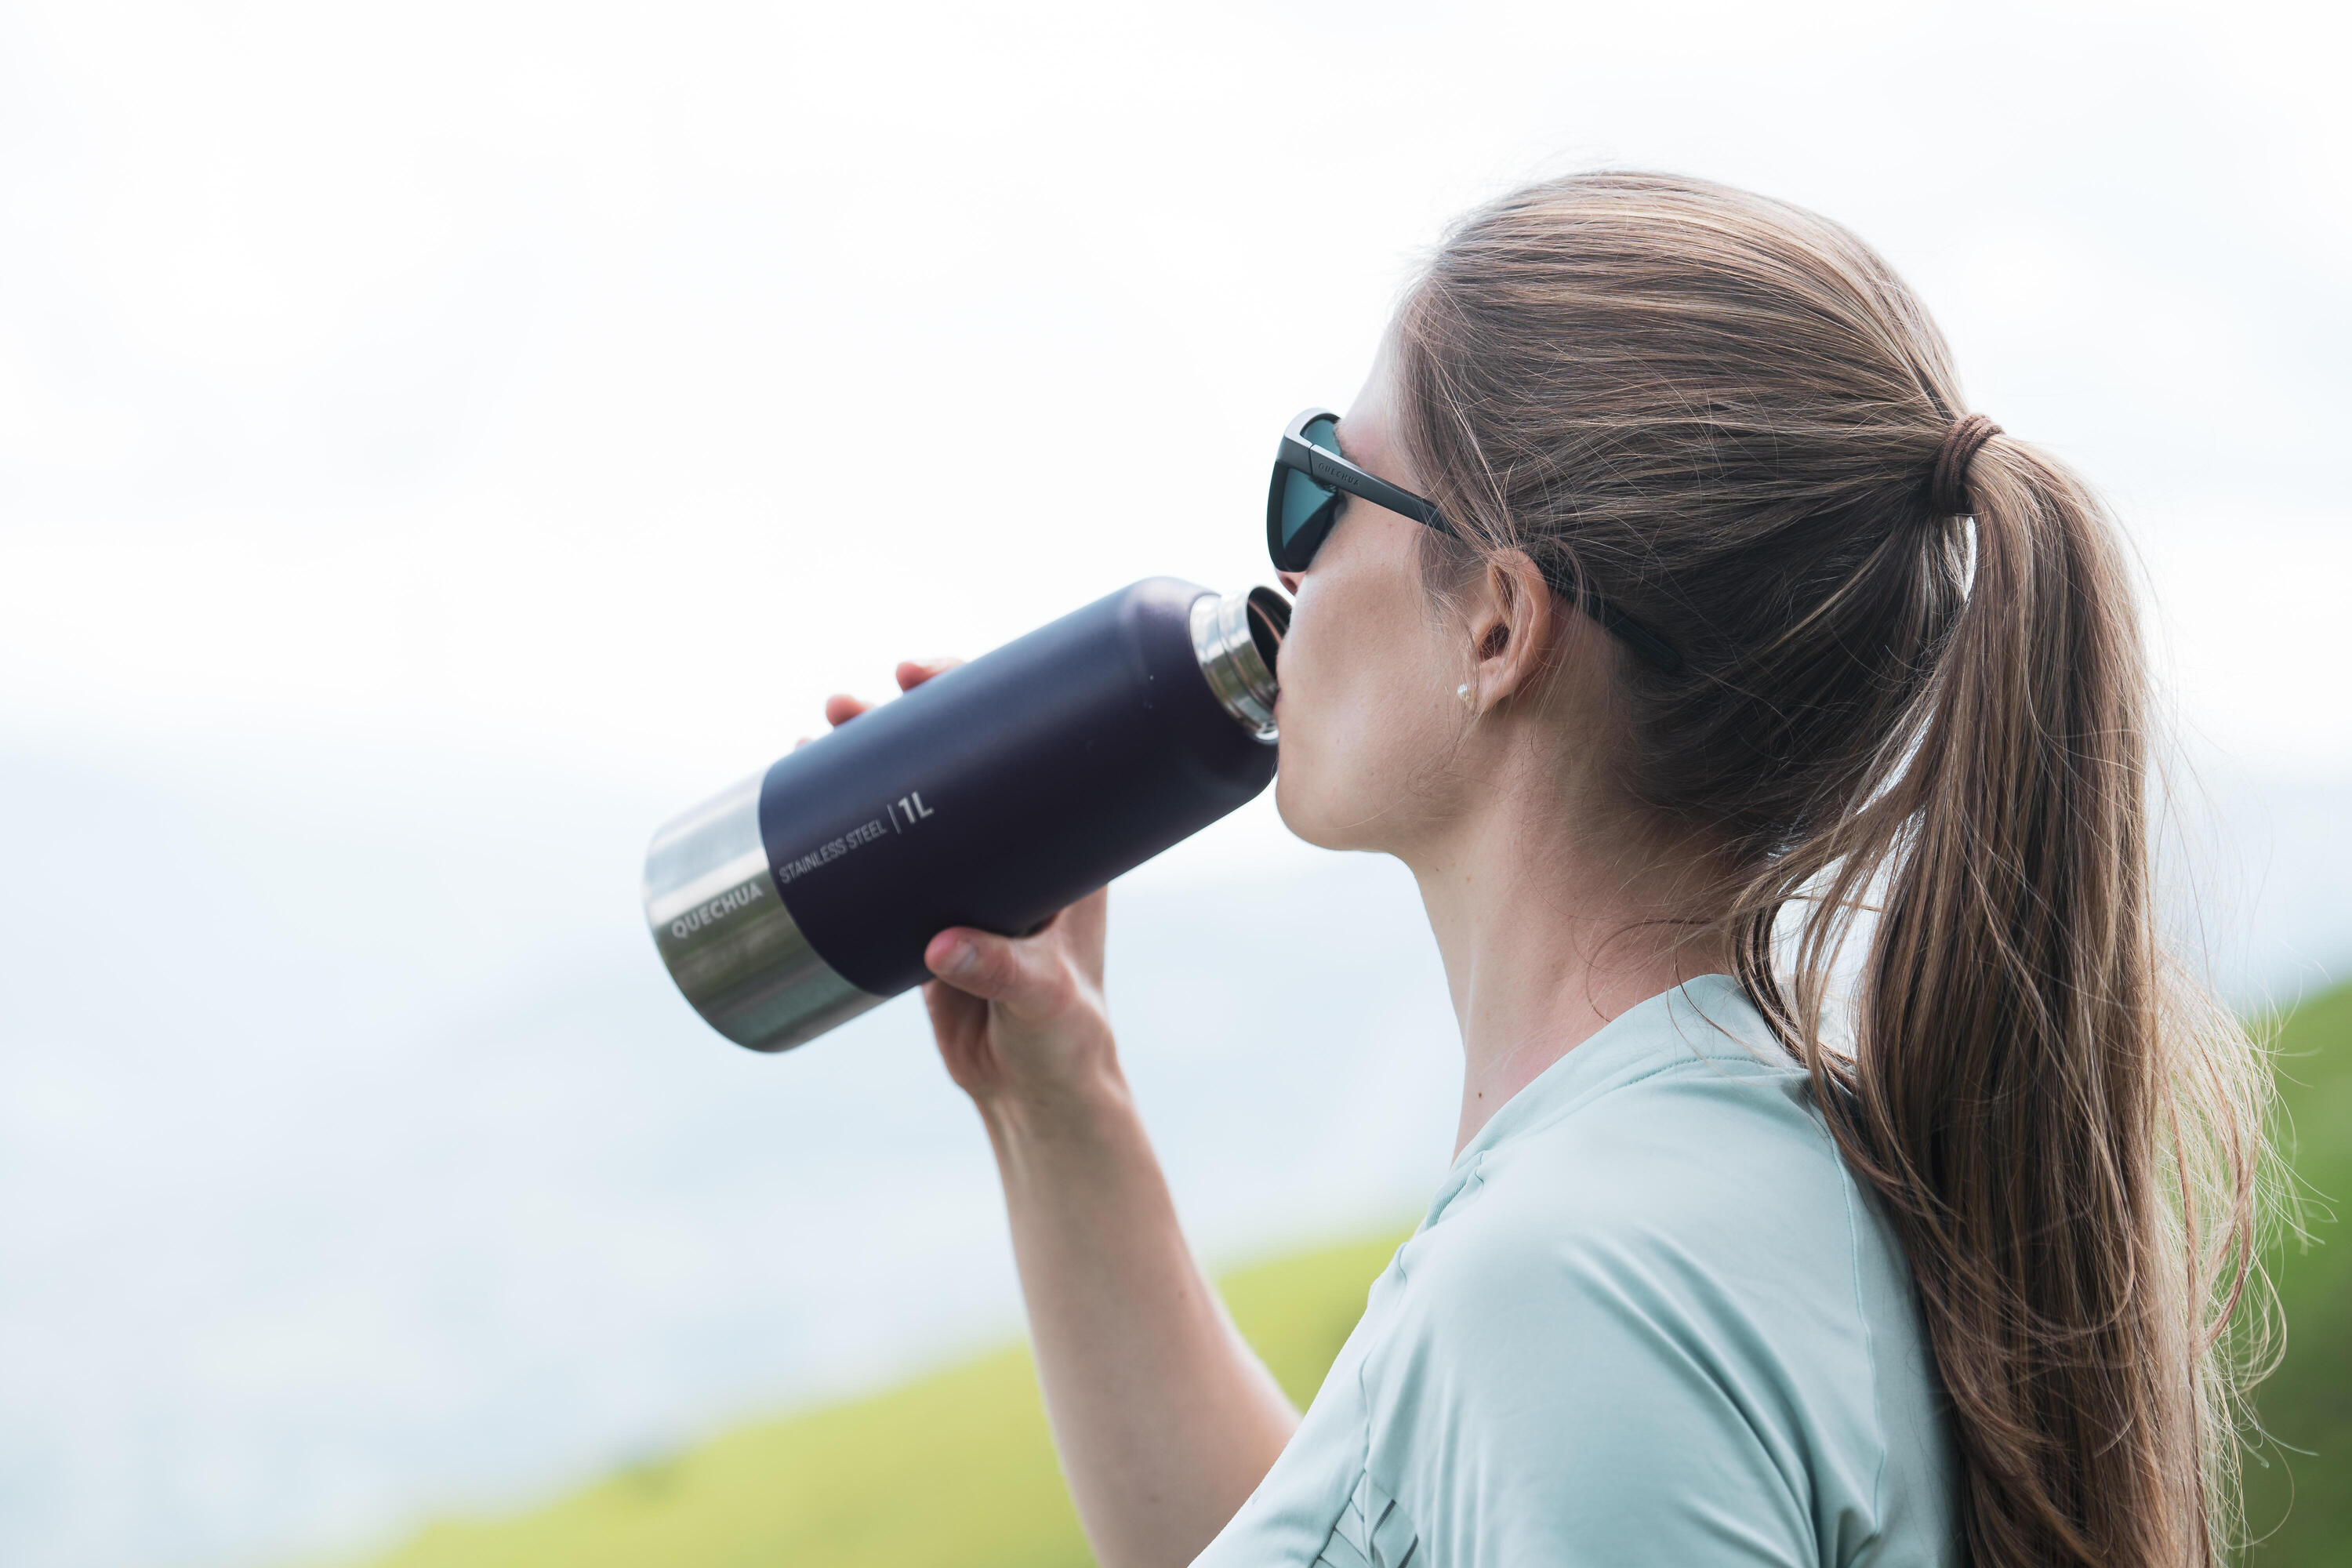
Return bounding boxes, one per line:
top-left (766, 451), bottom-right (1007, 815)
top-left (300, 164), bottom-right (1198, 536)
top-left (643, 577), bottom-right (1286, 1052)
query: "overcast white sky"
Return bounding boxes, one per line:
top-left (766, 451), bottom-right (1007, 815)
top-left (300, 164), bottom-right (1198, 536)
top-left (2, 3), bottom-right (2348, 1566)
top-left (2, 0), bottom-right (2348, 800)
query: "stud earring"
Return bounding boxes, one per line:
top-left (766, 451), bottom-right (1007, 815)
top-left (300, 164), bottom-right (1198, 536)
top-left (1456, 684), bottom-right (1474, 703)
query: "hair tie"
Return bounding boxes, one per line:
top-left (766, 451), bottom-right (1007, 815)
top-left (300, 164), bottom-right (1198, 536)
top-left (1929, 413), bottom-right (2001, 516)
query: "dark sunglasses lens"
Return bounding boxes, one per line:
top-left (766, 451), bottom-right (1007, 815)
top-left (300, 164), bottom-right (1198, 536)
top-left (1277, 417), bottom-right (1348, 564)
top-left (1279, 468), bottom-right (1338, 558)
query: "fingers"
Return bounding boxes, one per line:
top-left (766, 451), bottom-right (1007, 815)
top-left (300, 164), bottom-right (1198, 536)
top-left (819, 659), bottom-right (960, 735)
top-left (924, 926), bottom-right (1071, 1019)
top-left (896, 656), bottom-right (961, 691)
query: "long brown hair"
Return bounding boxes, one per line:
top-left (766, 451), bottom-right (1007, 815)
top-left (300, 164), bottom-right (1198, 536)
top-left (1393, 172), bottom-right (2277, 1566)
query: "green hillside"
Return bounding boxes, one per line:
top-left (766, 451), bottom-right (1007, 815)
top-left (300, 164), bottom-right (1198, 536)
top-left (2245, 981), bottom-right (2352, 1563)
top-left (336, 1232), bottom-right (1408, 1568)
top-left (337, 982), bottom-right (2351, 1568)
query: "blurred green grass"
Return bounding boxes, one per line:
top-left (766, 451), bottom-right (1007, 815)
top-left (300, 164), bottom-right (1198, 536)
top-left (2245, 980), bottom-right (2352, 1562)
top-left (336, 1232), bottom-right (1407, 1568)
top-left (339, 981), bottom-right (2350, 1568)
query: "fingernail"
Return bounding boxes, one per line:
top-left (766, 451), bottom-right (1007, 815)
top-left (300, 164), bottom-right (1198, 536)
top-left (940, 939), bottom-right (978, 977)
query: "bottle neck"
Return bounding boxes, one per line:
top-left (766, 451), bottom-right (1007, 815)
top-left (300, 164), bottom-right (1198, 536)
top-left (1189, 586), bottom-right (1286, 742)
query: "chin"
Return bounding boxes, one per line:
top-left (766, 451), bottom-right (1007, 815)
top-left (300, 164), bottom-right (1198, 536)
top-left (1272, 768), bottom-right (1326, 848)
top-left (1272, 766), bottom-right (1353, 853)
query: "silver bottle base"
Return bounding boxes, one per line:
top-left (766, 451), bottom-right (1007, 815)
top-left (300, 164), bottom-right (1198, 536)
top-left (641, 771), bottom-right (883, 1052)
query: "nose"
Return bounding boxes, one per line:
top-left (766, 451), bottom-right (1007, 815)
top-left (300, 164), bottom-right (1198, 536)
top-left (1277, 571), bottom-right (1303, 594)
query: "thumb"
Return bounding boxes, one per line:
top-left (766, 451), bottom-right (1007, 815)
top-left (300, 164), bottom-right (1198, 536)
top-left (924, 927), bottom-right (1070, 1018)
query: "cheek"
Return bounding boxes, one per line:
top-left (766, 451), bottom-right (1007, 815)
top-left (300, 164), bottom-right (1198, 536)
top-left (1272, 549), bottom-right (1452, 845)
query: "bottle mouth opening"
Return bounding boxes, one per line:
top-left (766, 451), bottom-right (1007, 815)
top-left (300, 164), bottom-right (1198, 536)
top-left (1245, 586), bottom-right (1289, 672)
top-left (1192, 586), bottom-right (1288, 743)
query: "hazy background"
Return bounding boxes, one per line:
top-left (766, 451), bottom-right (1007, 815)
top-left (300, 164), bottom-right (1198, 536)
top-left (2, 2), bottom-right (2347, 1564)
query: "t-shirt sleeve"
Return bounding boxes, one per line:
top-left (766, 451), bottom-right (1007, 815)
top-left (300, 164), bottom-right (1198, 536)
top-left (1364, 1218), bottom-right (1824, 1568)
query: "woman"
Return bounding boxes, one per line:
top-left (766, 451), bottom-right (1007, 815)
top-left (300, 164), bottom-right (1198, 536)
top-left (828, 173), bottom-right (2272, 1567)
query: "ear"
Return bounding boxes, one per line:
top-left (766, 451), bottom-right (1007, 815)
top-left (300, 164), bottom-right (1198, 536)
top-left (1461, 550), bottom-right (1562, 711)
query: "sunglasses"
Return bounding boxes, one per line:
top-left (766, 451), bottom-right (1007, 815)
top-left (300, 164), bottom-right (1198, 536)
top-left (1266, 407), bottom-right (1682, 673)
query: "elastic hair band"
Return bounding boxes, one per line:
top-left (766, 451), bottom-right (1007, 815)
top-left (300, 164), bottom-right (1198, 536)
top-left (1930, 413), bottom-right (2002, 516)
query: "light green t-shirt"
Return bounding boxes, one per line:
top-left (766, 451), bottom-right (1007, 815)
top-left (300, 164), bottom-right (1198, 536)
top-left (1192, 975), bottom-right (1961, 1567)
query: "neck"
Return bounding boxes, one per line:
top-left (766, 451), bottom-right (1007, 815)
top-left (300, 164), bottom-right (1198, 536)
top-left (1407, 764), bottom-right (1730, 1156)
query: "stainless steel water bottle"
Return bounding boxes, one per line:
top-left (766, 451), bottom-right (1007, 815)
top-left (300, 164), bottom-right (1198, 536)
top-left (642, 577), bottom-right (1287, 1053)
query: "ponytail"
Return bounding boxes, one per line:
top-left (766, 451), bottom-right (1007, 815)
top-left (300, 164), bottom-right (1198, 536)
top-left (1755, 440), bottom-right (2273, 1565)
top-left (1399, 170), bottom-right (2280, 1568)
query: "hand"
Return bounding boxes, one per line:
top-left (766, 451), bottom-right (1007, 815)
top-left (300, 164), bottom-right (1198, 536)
top-left (818, 660), bottom-right (1121, 1125)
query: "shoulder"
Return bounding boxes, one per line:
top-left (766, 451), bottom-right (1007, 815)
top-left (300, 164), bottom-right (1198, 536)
top-left (1357, 1018), bottom-right (1933, 1563)
top-left (1393, 1032), bottom-right (1887, 1420)
top-left (1428, 1044), bottom-right (1856, 1312)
